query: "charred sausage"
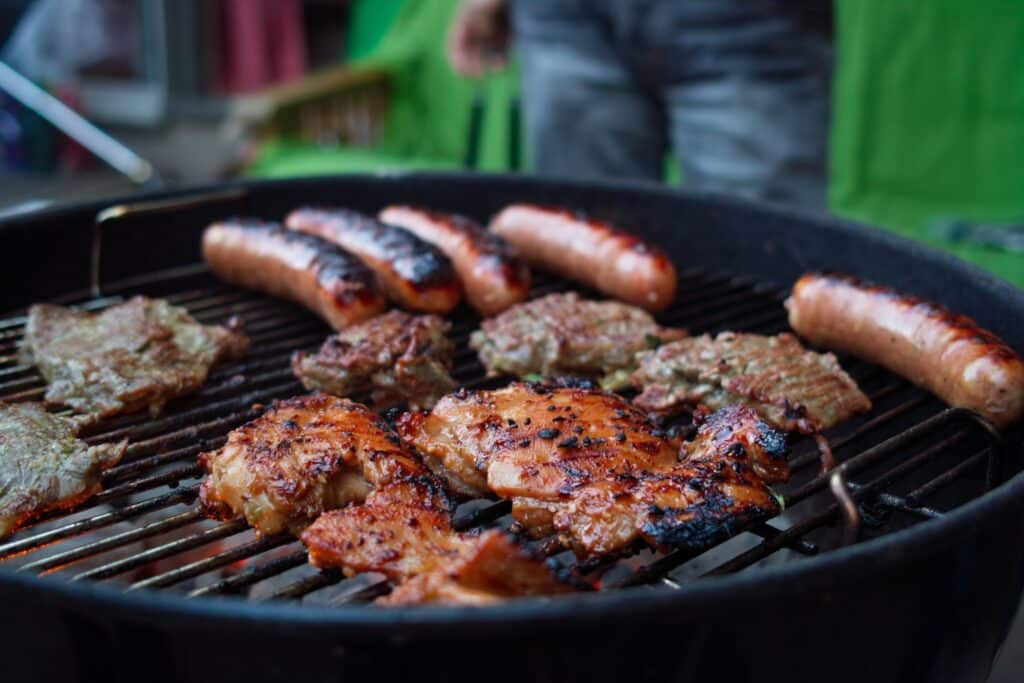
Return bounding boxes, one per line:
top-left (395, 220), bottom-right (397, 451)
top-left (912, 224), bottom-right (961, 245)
top-left (379, 205), bottom-right (530, 316)
top-left (785, 272), bottom-right (1024, 429)
top-left (202, 219), bottom-right (386, 330)
top-left (285, 207), bottom-right (462, 314)
top-left (488, 204), bottom-right (677, 312)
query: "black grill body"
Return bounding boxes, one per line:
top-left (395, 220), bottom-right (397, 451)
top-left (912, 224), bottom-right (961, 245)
top-left (0, 174), bottom-right (1022, 683)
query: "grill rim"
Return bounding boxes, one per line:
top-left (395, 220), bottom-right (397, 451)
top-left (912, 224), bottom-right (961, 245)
top-left (0, 171), bottom-right (1022, 630)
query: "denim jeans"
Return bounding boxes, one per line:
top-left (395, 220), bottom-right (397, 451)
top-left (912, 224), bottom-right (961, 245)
top-left (513, 0), bottom-right (833, 208)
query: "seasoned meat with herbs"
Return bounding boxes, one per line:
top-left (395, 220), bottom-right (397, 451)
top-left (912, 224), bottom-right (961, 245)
top-left (20, 297), bottom-right (248, 418)
top-left (632, 332), bottom-right (871, 433)
top-left (302, 482), bottom-right (575, 606)
top-left (291, 310), bottom-right (454, 410)
top-left (397, 380), bottom-right (789, 559)
top-left (199, 393), bottom-right (424, 536)
top-left (469, 292), bottom-right (684, 390)
top-left (0, 402), bottom-right (126, 538)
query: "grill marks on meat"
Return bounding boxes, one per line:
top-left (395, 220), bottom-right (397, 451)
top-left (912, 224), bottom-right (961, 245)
top-left (302, 485), bottom-right (575, 606)
top-left (632, 332), bottom-right (871, 433)
top-left (469, 293), bottom-right (685, 390)
top-left (286, 207), bottom-right (462, 314)
top-left (378, 205), bottom-right (531, 316)
top-left (203, 219), bottom-right (386, 331)
top-left (199, 393), bottom-right (426, 536)
top-left (20, 297), bottom-right (249, 418)
top-left (291, 311), bottom-right (454, 410)
top-left (543, 405), bottom-right (788, 559)
top-left (0, 402), bottom-right (126, 538)
top-left (397, 381), bottom-right (788, 560)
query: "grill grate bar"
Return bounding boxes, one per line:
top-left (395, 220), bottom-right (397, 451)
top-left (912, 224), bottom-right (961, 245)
top-left (704, 441), bottom-right (991, 577)
top-left (260, 569), bottom-right (342, 601)
top-left (906, 449), bottom-right (989, 505)
top-left (129, 533), bottom-right (294, 591)
top-left (188, 549), bottom-right (308, 598)
top-left (73, 518), bottom-right (250, 581)
top-left (19, 509), bottom-right (205, 574)
top-left (0, 486), bottom-right (198, 560)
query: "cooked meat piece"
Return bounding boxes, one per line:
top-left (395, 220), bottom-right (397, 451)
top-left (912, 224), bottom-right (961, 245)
top-left (378, 529), bottom-right (577, 606)
top-left (199, 393), bottom-right (426, 536)
top-left (0, 402), bottom-right (126, 538)
top-left (291, 311), bottom-right (454, 410)
top-left (398, 381), bottom-right (789, 560)
top-left (530, 405), bottom-right (788, 558)
top-left (396, 378), bottom-right (681, 499)
top-left (632, 332), bottom-right (871, 433)
top-left (302, 483), bottom-right (575, 606)
top-left (19, 297), bottom-right (248, 418)
top-left (469, 292), bottom-right (685, 390)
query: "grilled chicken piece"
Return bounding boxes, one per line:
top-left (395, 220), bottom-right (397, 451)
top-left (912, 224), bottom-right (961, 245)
top-left (292, 311), bottom-right (454, 410)
top-left (302, 482), bottom-right (575, 606)
top-left (469, 292), bottom-right (685, 390)
top-left (199, 393), bottom-right (425, 536)
top-left (398, 381), bottom-right (789, 560)
top-left (20, 297), bottom-right (248, 418)
top-left (397, 378), bottom-right (681, 499)
top-left (0, 402), bottom-right (126, 538)
top-left (632, 332), bottom-right (871, 433)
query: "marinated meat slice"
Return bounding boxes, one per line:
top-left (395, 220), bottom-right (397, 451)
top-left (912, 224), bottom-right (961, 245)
top-left (378, 530), bottom-right (577, 606)
top-left (0, 402), bottom-right (126, 538)
top-left (398, 381), bottom-right (789, 560)
top-left (20, 297), bottom-right (248, 418)
top-left (302, 483), bottom-right (574, 606)
top-left (469, 292), bottom-right (685, 390)
top-left (199, 393), bottom-right (426, 536)
top-left (632, 332), bottom-right (871, 433)
top-left (396, 379), bottom-right (681, 499)
top-left (291, 310), bottom-right (454, 410)
top-left (527, 405), bottom-right (788, 558)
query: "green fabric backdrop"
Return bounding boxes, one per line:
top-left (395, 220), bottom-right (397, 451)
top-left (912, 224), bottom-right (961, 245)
top-left (249, 0), bottom-right (1023, 288)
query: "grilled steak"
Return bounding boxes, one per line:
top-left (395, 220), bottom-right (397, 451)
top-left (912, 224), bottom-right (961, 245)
top-left (20, 297), bottom-right (249, 418)
top-left (291, 311), bottom-right (454, 410)
top-left (397, 380), bottom-right (789, 560)
top-left (199, 393), bottom-right (427, 536)
top-left (0, 402), bottom-right (126, 538)
top-left (469, 293), bottom-right (685, 389)
top-left (632, 332), bottom-right (871, 433)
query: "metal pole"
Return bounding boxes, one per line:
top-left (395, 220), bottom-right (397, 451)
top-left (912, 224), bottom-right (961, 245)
top-left (0, 60), bottom-right (158, 186)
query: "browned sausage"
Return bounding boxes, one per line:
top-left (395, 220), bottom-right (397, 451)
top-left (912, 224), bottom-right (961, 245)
top-left (379, 205), bottom-right (530, 316)
top-left (488, 204), bottom-right (676, 312)
top-left (785, 272), bottom-right (1024, 429)
top-left (202, 219), bottom-right (386, 330)
top-left (285, 207), bottom-right (462, 314)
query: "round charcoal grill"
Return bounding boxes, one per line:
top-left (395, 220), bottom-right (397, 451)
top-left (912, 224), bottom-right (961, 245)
top-left (0, 174), bottom-right (1021, 683)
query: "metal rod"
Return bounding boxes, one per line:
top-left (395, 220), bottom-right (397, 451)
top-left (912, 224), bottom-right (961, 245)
top-left (0, 60), bottom-right (156, 184)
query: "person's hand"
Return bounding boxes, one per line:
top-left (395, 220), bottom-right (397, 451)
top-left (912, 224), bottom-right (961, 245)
top-left (447, 0), bottom-right (510, 78)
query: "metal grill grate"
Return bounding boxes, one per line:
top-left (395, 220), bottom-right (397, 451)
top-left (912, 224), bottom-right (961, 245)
top-left (0, 263), bottom-right (1012, 606)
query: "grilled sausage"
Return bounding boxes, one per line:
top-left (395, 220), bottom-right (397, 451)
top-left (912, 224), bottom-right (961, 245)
top-left (285, 207), bottom-right (462, 314)
top-left (785, 272), bottom-right (1024, 429)
top-left (488, 204), bottom-right (677, 312)
top-left (202, 219), bottom-right (385, 330)
top-left (379, 205), bottom-right (530, 316)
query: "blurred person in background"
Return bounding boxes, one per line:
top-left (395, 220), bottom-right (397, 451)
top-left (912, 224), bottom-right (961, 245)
top-left (449, 0), bottom-right (833, 209)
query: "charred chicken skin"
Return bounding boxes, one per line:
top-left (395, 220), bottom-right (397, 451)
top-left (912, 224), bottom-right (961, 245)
top-left (398, 380), bottom-right (788, 560)
top-left (199, 393), bottom-right (425, 536)
top-left (302, 482), bottom-right (575, 606)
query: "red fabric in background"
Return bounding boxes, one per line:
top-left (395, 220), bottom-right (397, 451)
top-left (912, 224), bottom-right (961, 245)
top-left (218, 0), bottom-right (307, 94)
